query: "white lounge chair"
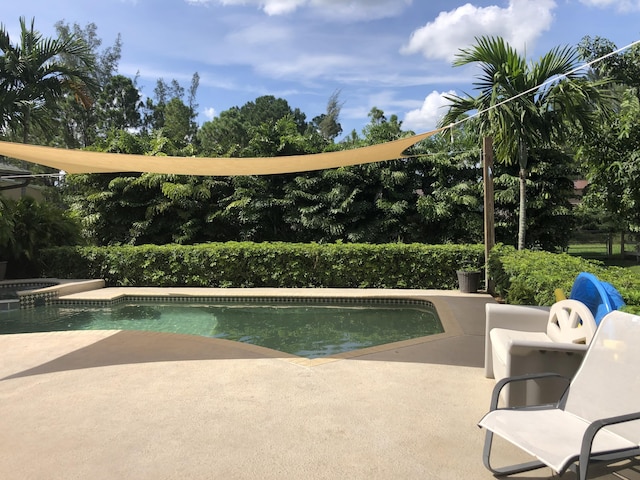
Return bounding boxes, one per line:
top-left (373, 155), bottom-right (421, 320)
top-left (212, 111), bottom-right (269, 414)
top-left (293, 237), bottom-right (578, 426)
top-left (479, 310), bottom-right (640, 480)
top-left (486, 299), bottom-right (597, 406)
top-left (484, 303), bottom-right (550, 379)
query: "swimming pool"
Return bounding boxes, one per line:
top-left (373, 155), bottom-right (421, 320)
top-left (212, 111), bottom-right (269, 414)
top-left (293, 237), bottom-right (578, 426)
top-left (0, 300), bottom-right (443, 359)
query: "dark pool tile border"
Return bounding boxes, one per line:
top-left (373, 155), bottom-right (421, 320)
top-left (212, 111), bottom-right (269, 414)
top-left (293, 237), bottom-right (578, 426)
top-left (0, 281), bottom-right (57, 290)
top-left (20, 291), bottom-right (59, 308)
top-left (11, 284), bottom-right (59, 309)
top-left (54, 295), bottom-right (435, 310)
top-left (0, 281), bottom-right (60, 309)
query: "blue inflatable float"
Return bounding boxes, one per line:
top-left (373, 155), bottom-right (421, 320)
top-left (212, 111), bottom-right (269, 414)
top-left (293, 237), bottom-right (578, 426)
top-left (569, 272), bottom-right (625, 325)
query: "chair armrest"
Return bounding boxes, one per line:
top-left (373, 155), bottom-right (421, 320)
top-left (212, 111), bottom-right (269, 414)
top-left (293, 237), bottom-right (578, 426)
top-left (484, 303), bottom-right (550, 377)
top-left (580, 412), bottom-right (640, 472)
top-left (507, 340), bottom-right (589, 357)
top-left (489, 372), bottom-right (570, 410)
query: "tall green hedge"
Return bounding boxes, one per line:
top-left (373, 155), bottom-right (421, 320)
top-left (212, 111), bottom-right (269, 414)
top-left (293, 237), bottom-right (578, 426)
top-left (488, 244), bottom-right (640, 313)
top-left (41, 242), bottom-right (485, 289)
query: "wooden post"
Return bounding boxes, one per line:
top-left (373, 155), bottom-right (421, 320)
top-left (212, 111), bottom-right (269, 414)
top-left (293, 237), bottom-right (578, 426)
top-left (608, 232), bottom-right (613, 257)
top-left (483, 137), bottom-right (495, 294)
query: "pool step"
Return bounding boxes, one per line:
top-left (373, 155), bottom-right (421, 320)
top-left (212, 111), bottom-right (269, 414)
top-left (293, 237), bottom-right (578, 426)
top-left (0, 299), bottom-right (20, 311)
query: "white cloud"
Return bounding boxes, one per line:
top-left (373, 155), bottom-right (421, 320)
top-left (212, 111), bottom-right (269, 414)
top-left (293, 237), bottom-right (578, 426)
top-left (186, 0), bottom-right (412, 19)
top-left (341, 90), bottom-right (453, 134)
top-left (185, 0), bottom-right (278, 11)
top-left (257, 54), bottom-right (360, 79)
top-left (403, 90), bottom-right (455, 132)
top-left (401, 0), bottom-right (557, 61)
top-left (365, 90), bottom-right (421, 111)
top-left (226, 23), bottom-right (292, 45)
top-left (308, 0), bottom-right (413, 21)
top-left (260, 0), bottom-right (306, 15)
top-left (579, 0), bottom-right (640, 10)
top-left (203, 107), bottom-right (217, 119)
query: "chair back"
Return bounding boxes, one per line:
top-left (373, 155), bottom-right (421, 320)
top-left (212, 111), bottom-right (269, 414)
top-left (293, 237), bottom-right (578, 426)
top-left (563, 311), bottom-right (640, 443)
top-left (546, 299), bottom-right (596, 344)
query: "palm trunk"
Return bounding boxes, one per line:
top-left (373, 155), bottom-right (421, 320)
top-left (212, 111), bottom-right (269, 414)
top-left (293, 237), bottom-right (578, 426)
top-left (518, 168), bottom-right (527, 250)
top-left (517, 141), bottom-right (528, 251)
top-left (21, 107), bottom-right (30, 144)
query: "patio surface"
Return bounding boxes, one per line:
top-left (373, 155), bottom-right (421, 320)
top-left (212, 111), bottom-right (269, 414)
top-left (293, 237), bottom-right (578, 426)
top-left (0, 288), bottom-right (638, 479)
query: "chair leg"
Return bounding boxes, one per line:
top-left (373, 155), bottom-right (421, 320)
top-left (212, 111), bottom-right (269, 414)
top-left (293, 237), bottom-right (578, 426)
top-left (482, 429), bottom-right (547, 476)
top-left (579, 464), bottom-right (589, 480)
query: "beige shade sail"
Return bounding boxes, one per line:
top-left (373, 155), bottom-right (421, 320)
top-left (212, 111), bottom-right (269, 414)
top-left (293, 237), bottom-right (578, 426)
top-left (0, 129), bottom-right (441, 176)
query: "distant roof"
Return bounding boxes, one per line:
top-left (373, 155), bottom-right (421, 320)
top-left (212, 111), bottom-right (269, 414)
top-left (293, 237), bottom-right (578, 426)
top-left (574, 179), bottom-right (589, 190)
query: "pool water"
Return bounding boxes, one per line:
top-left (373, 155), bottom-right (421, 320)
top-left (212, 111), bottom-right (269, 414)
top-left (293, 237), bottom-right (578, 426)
top-left (0, 302), bottom-right (443, 358)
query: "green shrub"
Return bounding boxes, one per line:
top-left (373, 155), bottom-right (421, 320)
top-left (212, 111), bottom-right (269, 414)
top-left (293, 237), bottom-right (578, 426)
top-left (488, 243), bottom-right (640, 312)
top-left (42, 242), bottom-right (485, 289)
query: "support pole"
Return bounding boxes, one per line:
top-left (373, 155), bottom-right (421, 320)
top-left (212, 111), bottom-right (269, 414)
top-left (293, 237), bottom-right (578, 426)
top-left (483, 137), bottom-right (495, 294)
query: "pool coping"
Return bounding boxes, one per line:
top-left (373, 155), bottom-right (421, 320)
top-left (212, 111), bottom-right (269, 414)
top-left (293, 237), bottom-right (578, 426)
top-left (1, 281), bottom-right (492, 367)
top-left (54, 286), bottom-right (482, 367)
top-left (0, 278), bottom-right (105, 309)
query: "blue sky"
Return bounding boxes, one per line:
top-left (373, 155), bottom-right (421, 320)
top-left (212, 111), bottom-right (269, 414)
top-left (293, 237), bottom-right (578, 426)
top-left (3, 0), bottom-right (640, 139)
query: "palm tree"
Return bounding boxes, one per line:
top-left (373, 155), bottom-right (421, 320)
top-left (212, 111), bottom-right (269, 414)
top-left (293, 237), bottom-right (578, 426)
top-left (440, 36), bottom-right (610, 250)
top-left (0, 17), bottom-right (98, 143)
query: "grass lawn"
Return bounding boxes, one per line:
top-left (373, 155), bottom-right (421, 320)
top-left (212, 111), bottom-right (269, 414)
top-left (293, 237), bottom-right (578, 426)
top-left (567, 242), bottom-right (640, 274)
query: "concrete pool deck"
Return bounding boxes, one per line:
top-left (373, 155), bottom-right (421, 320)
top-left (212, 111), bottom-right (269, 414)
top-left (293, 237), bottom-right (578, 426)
top-left (0, 288), bottom-right (637, 479)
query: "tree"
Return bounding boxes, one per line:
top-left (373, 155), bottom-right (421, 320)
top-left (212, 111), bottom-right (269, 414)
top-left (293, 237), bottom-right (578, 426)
top-left (576, 89), bottom-right (640, 235)
top-left (54, 20), bottom-right (122, 147)
top-left (218, 115), bottom-right (321, 242)
top-left (284, 107), bottom-right (422, 243)
top-left (0, 196), bottom-right (15, 257)
top-left (243, 115), bottom-right (315, 157)
top-left (493, 147), bottom-right (577, 251)
top-left (578, 36), bottom-right (640, 89)
top-left (163, 97), bottom-right (195, 150)
top-left (198, 107), bottom-right (247, 157)
top-left (0, 17), bottom-right (98, 143)
top-left (241, 95), bottom-right (307, 134)
top-left (141, 75), bottom-right (199, 146)
top-left (96, 74), bottom-right (142, 133)
top-left (197, 95), bottom-right (309, 157)
top-left (576, 37), bottom-right (640, 237)
top-left (440, 36), bottom-right (609, 249)
top-left (55, 20), bottom-right (121, 89)
top-left (311, 89), bottom-right (343, 141)
top-left (65, 130), bottom-right (237, 245)
top-left (412, 122), bottom-right (484, 244)
top-left (284, 165), bottom-right (382, 243)
top-left (362, 107), bottom-right (405, 144)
